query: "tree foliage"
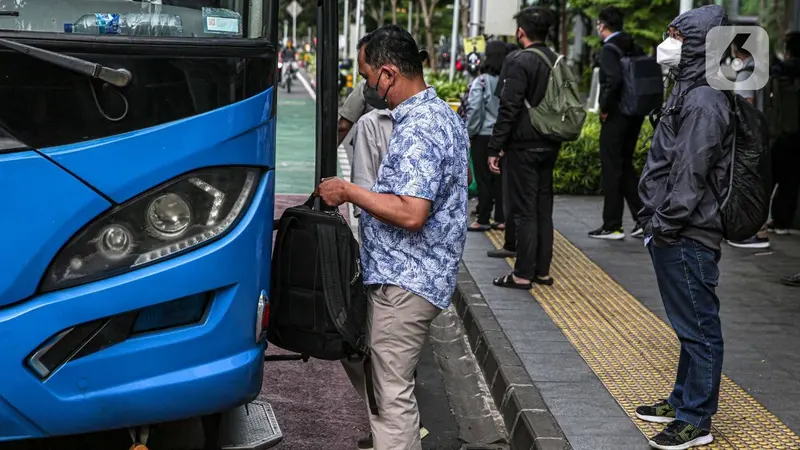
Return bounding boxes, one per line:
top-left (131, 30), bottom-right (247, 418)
top-left (570, 0), bottom-right (679, 53)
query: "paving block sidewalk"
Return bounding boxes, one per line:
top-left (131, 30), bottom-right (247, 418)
top-left (456, 195), bottom-right (800, 450)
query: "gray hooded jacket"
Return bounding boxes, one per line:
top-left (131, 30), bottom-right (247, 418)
top-left (638, 5), bottom-right (734, 250)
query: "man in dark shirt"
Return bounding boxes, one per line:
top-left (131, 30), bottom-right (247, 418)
top-left (589, 6), bottom-right (646, 240)
top-left (487, 7), bottom-right (559, 289)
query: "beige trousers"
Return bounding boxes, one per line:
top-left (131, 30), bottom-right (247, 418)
top-left (342, 284), bottom-right (440, 450)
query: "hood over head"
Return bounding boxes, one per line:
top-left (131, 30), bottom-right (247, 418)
top-left (669, 5), bottom-right (728, 81)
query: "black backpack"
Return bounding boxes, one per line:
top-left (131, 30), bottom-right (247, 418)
top-left (660, 80), bottom-right (772, 242)
top-left (606, 43), bottom-right (664, 117)
top-left (268, 196), bottom-right (367, 361)
top-left (763, 73), bottom-right (800, 138)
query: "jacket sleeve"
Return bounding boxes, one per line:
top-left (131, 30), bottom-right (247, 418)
top-left (488, 55), bottom-right (527, 156)
top-left (598, 44), bottom-right (623, 114)
top-left (649, 103), bottom-right (728, 243)
top-left (466, 76), bottom-right (485, 138)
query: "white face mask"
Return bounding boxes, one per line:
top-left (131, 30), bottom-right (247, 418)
top-left (657, 37), bottom-right (683, 68)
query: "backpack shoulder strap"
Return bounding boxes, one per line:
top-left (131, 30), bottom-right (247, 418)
top-left (603, 42), bottom-right (625, 57)
top-left (317, 223), bottom-right (361, 351)
top-left (523, 47), bottom-right (554, 70)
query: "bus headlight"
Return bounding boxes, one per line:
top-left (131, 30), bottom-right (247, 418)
top-left (40, 166), bottom-right (261, 293)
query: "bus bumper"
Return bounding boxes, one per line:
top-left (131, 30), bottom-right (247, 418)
top-left (0, 171), bottom-right (275, 440)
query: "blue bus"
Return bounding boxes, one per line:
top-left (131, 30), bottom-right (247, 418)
top-left (0, 1), bottom-right (281, 447)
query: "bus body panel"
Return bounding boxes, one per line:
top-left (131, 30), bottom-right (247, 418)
top-left (40, 89), bottom-right (276, 204)
top-left (0, 169), bottom-right (275, 438)
top-left (0, 152), bottom-right (111, 307)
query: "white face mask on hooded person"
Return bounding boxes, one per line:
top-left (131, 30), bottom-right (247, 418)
top-left (657, 37), bottom-right (683, 68)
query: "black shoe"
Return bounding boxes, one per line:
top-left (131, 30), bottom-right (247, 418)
top-left (631, 225), bottom-right (645, 238)
top-left (357, 433), bottom-right (373, 450)
top-left (727, 235), bottom-right (771, 249)
top-left (357, 426), bottom-right (429, 449)
top-left (636, 399), bottom-right (676, 424)
top-left (533, 276), bottom-right (554, 286)
top-left (781, 272), bottom-right (800, 287)
top-left (588, 227), bottom-right (625, 240)
top-left (648, 420), bottom-right (713, 449)
top-left (487, 248), bottom-right (516, 258)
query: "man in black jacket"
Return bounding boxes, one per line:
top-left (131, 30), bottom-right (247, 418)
top-left (590, 6), bottom-right (646, 240)
top-left (487, 7), bottom-right (559, 289)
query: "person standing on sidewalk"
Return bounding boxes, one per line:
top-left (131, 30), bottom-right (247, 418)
top-left (466, 40), bottom-right (511, 232)
top-left (766, 32), bottom-right (800, 237)
top-left (589, 6), bottom-right (646, 240)
top-left (486, 43), bottom-right (524, 260)
top-left (636, 6), bottom-right (733, 449)
top-left (725, 37), bottom-right (772, 249)
top-left (318, 24), bottom-right (468, 450)
top-left (487, 7), bottom-right (559, 289)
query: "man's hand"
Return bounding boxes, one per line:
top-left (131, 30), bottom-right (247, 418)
top-left (600, 112), bottom-right (608, 122)
top-left (488, 155), bottom-right (501, 175)
top-left (318, 177), bottom-right (350, 207)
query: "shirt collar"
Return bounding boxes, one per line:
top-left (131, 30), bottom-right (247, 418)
top-left (604, 31), bottom-right (621, 43)
top-left (391, 86), bottom-right (437, 123)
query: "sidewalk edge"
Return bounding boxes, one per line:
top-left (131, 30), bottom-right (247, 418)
top-left (453, 262), bottom-right (572, 450)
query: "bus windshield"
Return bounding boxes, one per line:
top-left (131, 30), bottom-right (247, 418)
top-left (0, 0), bottom-right (267, 39)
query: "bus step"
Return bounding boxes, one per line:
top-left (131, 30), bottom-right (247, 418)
top-left (218, 401), bottom-right (283, 450)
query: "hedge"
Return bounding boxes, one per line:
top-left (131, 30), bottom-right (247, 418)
top-left (554, 113), bottom-right (653, 195)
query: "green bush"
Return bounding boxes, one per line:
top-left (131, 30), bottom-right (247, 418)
top-left (553, 113), bottom-right (653, 195)
top-left (426, 71), bottom-right (467, 102)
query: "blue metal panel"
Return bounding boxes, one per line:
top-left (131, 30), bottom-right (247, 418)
top-left (41, 88), bottom-right (276, 204)
top-left (0, 170), bottom-right (275, 438)
top-left (0, 152), bottom-right (110, 307)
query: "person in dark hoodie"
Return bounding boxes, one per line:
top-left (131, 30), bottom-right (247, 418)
top-left (635, 5), bottom-right (732, 450)
top-left (486, 7), bottom-right (560, 289)
top-left (768, 31), bottom-right (800, 236)
top-left (589, 6), bottom-right (646, 240)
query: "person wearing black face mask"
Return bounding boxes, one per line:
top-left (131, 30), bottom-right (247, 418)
top-left (588, 6), bottom-right (647, 241)
top-left (487, 7), bottom-right (560, 289)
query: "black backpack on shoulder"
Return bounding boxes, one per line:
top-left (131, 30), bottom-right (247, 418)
top-left (605, 43), bottom-right (664, 117)
top-left (658, 80), bottom-right (772, 242)
top-left (268, 196), bottom-right (367, 361)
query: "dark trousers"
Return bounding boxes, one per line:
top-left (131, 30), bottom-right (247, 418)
top-left (771, 135), bottom-right (800, 229)
top-left (471, 136), bottom-right (505, 224)
top-left (504, 212), bottom-right (516, 251)
top-left (502, 148), bottom-right (558, 280)
top-left (600, 112), bottom-right (645, 230)
top-left (649, 238), bottom-right (723, 431)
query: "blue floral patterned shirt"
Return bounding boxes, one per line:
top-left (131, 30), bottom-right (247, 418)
top-left (359, 87), bottom-right (469, 310)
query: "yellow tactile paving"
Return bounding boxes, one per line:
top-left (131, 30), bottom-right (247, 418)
top-left (485, 229), bottom-right (800, 450)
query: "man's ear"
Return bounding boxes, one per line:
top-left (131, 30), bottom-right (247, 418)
top-left (381, 65), bottom-right (399, 82)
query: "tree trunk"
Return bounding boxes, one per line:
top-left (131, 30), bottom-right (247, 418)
top-left (391, 0), bottom-right (398, 24)
top-left (414, 0), bottom-right (422, 49)
top-left (419, 0), bottom-right (439, 71)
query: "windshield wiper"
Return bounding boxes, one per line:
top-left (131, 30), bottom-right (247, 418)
top-left (0, 37), bottom-right (132, 87)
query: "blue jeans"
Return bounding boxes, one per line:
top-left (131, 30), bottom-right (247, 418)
top-left (648, 237), bottom-right (723, 431)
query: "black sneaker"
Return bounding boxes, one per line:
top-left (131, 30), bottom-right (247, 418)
top-left (636, 399), bottom-right (676, 424)
top-left (781, 272), bottom-right (800, 287)
top-left (631, 225), bottom-right (645, 238)
top-left (588, 227), bottom-right (625, 240)
top-left (727, 235), bottom-right (771, 249)
top-left (648, 420), bottom-right (713, 449)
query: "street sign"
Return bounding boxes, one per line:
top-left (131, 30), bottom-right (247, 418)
top-left (286, 1), bottom-right (303, 18)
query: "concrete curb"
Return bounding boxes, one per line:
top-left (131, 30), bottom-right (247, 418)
top-left (453, 262), bottom-right (572, 450)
